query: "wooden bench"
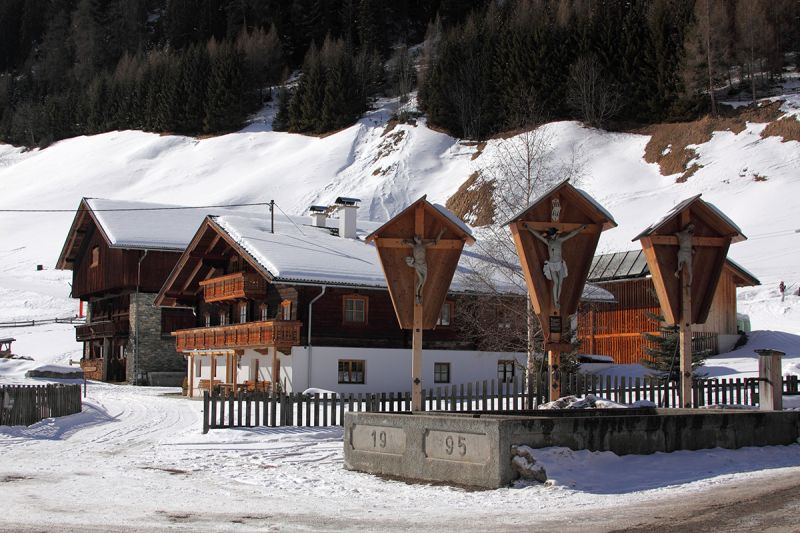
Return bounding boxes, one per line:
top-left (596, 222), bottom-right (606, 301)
top-left (244, 380), bottom-right (271, 393)
top-left (197, 379), bottom-right (222, 392)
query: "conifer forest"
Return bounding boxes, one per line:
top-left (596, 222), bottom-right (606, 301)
top-left (0, 0), bottom-right (797, 147)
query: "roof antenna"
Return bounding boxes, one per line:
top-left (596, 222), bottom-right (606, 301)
top-left (270, 200), bottom-right (274, 234)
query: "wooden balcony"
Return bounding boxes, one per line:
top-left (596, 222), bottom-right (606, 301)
top-left (173, 320), bottom-right (302, 353)
top-left (76, 320), bottom-right (130, 341)
top-left (199, 272), bottom-right (268, 303)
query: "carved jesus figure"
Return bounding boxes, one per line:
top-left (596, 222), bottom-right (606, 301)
top-left (675, 223), bottom-right (695, 285)
top-left (404, 230), bottom-right (444, 304)
top-left (528, 225), bottom-right (587, 310)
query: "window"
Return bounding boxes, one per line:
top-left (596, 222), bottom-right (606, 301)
top-left (90, 246), bottom-right (100, 268)
top-left (219, 309), bottom-right (229, 326)
top-left (239, 303), bottom-right (248, 324)
top-left (343, 295), bottom-right (368, 324)
top-left (437, 301), bottom-right (454, 327)
top-left (281, 300), bottom-right (292, 320)
top-left (434, 362), bottom-right (450, 384)
top-left (204, 313), bottom-right (211, 327)
top-left (260, 304), bottom-right (269, 321)
top-left (195, 359), bottom-right (201, 378)
top-left (498, 360), bottom-right (515, 383)
top-left (338, 360), bottom-right (365, 384)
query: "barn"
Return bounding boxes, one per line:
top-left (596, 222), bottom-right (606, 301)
top-left (576, 250), bottom-right (759, 364)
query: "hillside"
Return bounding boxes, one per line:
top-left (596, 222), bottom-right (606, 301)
top-left (0, 93), bottom-right (799, 368)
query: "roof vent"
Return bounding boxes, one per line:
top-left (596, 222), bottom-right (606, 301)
top-left (309, 205), bottom-right (328, 228)
top-left (334, 197), bottom-right (360, 239)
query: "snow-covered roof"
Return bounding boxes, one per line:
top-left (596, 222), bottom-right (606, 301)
top-left (85, 198), bottom-right (236, 251)
top-left (211, 212), bottom-right (613, 301)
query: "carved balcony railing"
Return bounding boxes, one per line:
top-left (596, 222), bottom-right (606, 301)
top-left (199, 272), bottom-right (268, 303)
top-left (76, 320), bottom-right (130, 341)
top-left (173, 320), bottom-right (302, 353)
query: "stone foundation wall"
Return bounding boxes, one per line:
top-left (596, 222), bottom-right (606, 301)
top-left (126, 292), bottom-right (185, 384)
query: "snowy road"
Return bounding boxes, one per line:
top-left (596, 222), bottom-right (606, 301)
top-left (2, 382), bottom-right (800, 532)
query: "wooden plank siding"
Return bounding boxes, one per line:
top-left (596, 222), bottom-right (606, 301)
top-left (578, 268), bottom-right (740, 364)
top-left (71, 227), bottom-right (181, 298)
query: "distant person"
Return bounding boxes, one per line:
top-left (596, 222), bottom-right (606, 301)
top-left (779, 280), bottom-right (786, 302)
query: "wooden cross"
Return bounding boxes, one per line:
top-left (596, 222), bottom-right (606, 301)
top-left (640, 209), bottom-right (734, 408)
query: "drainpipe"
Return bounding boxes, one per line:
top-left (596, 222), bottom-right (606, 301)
top-left (306, 285), bottom-right (326, 390)
top-left (134, 249), bottom-right (149, 385)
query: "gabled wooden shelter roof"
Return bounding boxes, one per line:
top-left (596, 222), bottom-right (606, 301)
top-left (633, 194), bottom-right (746, 243)
top-left (503, 179), bottom-right (617, 230)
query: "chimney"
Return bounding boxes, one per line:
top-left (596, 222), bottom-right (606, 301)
top-left (334, 197), bottom-right (360, 239)
top-left (309, 205), bottom-right (328, 227)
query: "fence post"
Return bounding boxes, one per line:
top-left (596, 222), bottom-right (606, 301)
top-left (203, 391), bottom-right (210, 434)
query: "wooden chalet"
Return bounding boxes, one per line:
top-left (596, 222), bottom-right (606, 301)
top-left (56, 198), bottom-right (202, 383)
top-left (156, 200), bottom-right (615, 397)
top-left (576, 250), bottom-right (759, 364)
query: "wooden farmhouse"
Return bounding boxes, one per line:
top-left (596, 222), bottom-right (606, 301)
top-left (56, 198), bottom-right (202, 384)
top-left (155, 198), bottom-right (616, 397)
top-left (576, 250), bottom-right (759, 364)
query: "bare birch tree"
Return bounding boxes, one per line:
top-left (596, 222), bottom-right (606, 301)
top-left (567, 54), bottom-right (622, 128)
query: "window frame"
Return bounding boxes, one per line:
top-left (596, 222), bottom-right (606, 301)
top-left (239, 302), bottom-right (248, 324)
top-left (90, 246), bottom-right (100, 268)
top-left (437, 301), bottom-right (454, 327)
top-left (337, 359), bottom-right (366, 384)
top-left (433, 362), bottom-right (451, 384)
top-left (259, 304), bottom-right (269, 322)
top-left (497, 360), bottom-right (515, 383)
top-left (280, 299), bottom-right (292, 320)
top-left (342, 294), bottom-right (369, 325)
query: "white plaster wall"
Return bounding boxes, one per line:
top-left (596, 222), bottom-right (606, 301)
top-left (293, 346), bottom-right (526, 394)
top-left (187, 347), bottom-right (525, 395)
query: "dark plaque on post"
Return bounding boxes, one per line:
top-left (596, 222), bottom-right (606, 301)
top-left (548, 316), bottom-right (563, 336)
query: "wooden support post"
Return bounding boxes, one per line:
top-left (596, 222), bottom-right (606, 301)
top-left (548, 348), bottom-right (560, 401)
top-left (757, 349), bottom-right (784, 411)
top-left (679, 266), bottom-right (693, 408)
top-left (411, 288), bottom-right (423, 410)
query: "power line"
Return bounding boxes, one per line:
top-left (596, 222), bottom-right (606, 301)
top-left (0, 202), bottom-right (272, 213)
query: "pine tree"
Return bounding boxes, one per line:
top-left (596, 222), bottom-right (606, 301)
top-left (640, 311), bottom-right (707, 381)
top-left (204, 40), bottom-right (246, 133)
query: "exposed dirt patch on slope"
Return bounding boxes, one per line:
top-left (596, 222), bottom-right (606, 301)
top-left (640, 101), bottom-right (784, 182)
top-left (761, 114), bottom-right (800, 142)
top-left (445, 171), bottom-right (495, 227)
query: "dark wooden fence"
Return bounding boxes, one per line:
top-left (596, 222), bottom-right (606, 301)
top-left (201, 374), bottom-right (800, 433)
top-left (0, 384), bottom-right (82, 426)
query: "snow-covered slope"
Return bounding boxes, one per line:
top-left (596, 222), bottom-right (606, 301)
top-left (1, 94), bottom-right (798, 367)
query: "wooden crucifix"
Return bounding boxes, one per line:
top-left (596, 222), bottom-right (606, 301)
top-left (367, 197), bottom-right (475, 411)
top-left (634, 195), bottom-right (745, 408)
top-left (506, 181), bottom-right (616, 403)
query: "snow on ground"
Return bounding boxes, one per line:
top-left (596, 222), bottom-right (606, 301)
top-left (1, 380), bottom-right (799, 532)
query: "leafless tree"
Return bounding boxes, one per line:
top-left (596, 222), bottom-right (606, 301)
top-left (682, 0), bottom-right (732, 116)
top-left (389, 44), bottom-right (415, 103)
top-left (735, 0), bottom-right (772, 105)
top-left (566, 54), bottom-right (622, 128)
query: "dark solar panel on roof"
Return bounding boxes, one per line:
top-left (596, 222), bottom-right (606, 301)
top-left (587, 250), bottom-right (650, 281)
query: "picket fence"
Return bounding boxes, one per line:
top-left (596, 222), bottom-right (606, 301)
top-left (201, 374), bottom-right (800, 433)
top-left (0, 384), bottom-right (82, 426)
